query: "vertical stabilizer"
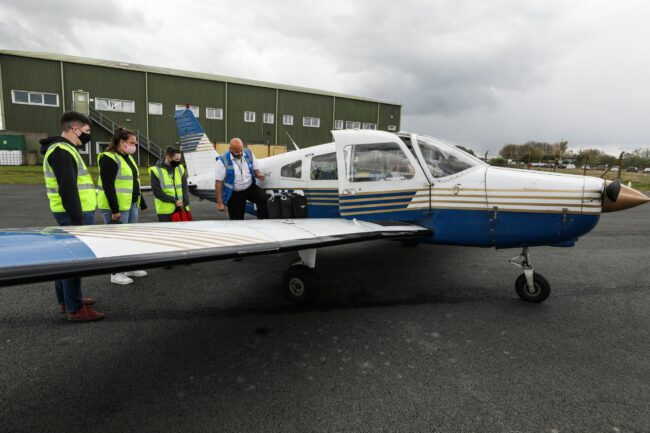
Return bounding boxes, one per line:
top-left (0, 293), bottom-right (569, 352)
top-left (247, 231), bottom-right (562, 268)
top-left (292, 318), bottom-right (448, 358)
top-left (174, 108), bottom-right (218, 177)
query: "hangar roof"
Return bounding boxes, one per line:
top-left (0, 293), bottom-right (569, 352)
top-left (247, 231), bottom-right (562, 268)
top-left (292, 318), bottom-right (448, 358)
top-left (0, 50), bottom-right (400, 106)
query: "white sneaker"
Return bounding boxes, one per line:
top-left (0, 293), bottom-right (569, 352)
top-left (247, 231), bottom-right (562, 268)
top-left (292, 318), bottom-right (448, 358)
top-left (111, 273), bottom-right (134, 285)
top-left (124, 270), bottom-right (148, 278)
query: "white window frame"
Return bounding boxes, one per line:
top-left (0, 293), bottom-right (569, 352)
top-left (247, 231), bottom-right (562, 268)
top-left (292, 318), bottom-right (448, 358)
top-left (175, 105), bottom-right (199, 118)
top-left (96, 97), bottom-right (135, 113)
top-left (11, 90), bottom-right (60, 107)
top-left (388, 125), bottom-right (397, 131)
top-left (283, 115), bottom-right (293, 126)
top-left (244, 111), bottom-right (256, 123)
top-left (148, 102), bottom-right (163, 116)
top-left (346, 121), bottom-right (361, 129)
top-left (362, 123), bottom-right (377, 130)
top-left (95, 142), bottom-right (110, 155)
top-left (206, 107), bottom-right (223, 120)
top-left (303, 117), bottom-right (320, 128)
top-left (334, 120), bottom-right (344, 130)
top-left (263, 113), bottom-right (275, 124)
top-left (77, 141), bottom-right (90, 155)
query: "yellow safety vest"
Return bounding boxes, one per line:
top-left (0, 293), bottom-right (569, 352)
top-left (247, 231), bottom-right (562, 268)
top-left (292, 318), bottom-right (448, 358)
top-left (43, 142), bottom-right (97, 213)
top-left (148, 164), bottom-right (188, 215)
top-left (97, 152), bottom-right (140, 211)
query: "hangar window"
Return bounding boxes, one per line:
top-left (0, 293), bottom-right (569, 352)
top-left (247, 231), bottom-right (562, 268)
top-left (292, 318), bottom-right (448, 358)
top-left (303, 117), bottom-right (320, 128)
top-left (362, 123), bottom-right (377, 130)
top-left (283, 115), bottom-right (293, 125)
top-left (280, 160), bottom-right (302, 178)
top-left (11, 90), bottom-right (59, 107)
top-left (206, 107), bottom-right (223, 120)
top-left (244, 111), bottom-right (256, 122)
top-left (334, 120), bottom-right (344, 130)
top-left (388, 125), bottom-right (397, 131)
top-left (96, 98), bottom-right (135, 113)
top-left (346, 121), bottom-right (361, 129)
top-left (263, 113), bottom-right (274, 124)
top-left (175, 105), bottom-right (199, 118)
top-left (310, 153), bottom-right (338, 180)
top-left (148, 102), bottom-right (163, 115)
top-left (343, 142), bottom-right (414, 182)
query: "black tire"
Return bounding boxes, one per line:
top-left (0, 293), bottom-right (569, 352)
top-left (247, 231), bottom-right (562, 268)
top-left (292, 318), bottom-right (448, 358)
top-left (283, 265), bottom-right (319, 304)
top-left (515, 272), bottom-right (551, 303)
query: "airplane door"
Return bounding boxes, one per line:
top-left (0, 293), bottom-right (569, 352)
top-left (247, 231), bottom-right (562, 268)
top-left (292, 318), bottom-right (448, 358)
top-left (333, 130), bottom-right (431, 221)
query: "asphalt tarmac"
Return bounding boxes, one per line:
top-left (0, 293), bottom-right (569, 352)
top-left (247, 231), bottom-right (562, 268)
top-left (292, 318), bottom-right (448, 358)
top-left (0, 184), bottom-right (648, 433)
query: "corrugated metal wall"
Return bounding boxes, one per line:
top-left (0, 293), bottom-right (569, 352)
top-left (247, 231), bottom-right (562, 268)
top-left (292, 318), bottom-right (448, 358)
top-left (1, 53), bottom-right (402, 162)
top-left (227, 84), bottom-right (276, 145)
top-left (334, 98), bottom-right (378, 126)
top-left (278, 90), bottom-right (333, 148)
top-left (148, 73), bottom-right (225, 148)
top-left (379, 104), bottom-right (401, 131)
top-left (0, 55), bottom-right (63, 136)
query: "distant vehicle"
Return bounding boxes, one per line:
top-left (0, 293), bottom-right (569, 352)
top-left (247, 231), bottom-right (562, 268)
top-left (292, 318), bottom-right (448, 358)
top-left (611, 166), bottom-right (619, 172)
top-left (557, 164), bottom-right (567, 169)
top-left (644, 168), bottom-right (650, 174)
top-left (626, 166), bottom-right (638, 172)
top-left (566, 163), bottom-right (576, 169)
top-left (582, 164), bottom-right (591, 170)
top-left (596, 164), bottom-right (607, 170)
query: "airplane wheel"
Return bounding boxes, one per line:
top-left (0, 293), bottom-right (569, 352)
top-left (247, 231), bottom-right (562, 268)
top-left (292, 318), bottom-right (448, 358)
top-left (515, 272), bottom-right (550, 303)
top-left (283, 265), bottom-right (319, 304)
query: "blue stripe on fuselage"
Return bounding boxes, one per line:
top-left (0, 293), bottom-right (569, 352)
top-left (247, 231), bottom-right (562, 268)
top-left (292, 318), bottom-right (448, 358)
top-left (0, 229), bottom-right (96, 267)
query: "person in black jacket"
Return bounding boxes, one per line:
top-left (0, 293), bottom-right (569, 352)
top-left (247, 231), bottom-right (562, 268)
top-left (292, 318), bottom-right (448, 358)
top-left (40, 111), bottom-right (104, 321)
top-left (97, 127), bottom-right (149, 285)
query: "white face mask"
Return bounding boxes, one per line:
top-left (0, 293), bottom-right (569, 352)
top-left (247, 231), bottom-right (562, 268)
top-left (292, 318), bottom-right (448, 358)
top-left (122, 142), bottom-right (137, 155)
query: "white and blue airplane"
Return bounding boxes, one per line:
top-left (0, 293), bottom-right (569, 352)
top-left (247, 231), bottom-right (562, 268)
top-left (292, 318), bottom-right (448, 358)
top-left (0, 109), bottom-right (647, 304)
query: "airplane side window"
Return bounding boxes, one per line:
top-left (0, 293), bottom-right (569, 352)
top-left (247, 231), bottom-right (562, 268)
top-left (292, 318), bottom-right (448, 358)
top-left (281, 160), bottom-right (302, 178)
top-left (417, 137), bottom-right (478, 178)
top-left (346, 142), bottom-right (414, 182)
top-left (310, 153), bottom-right (338, 180)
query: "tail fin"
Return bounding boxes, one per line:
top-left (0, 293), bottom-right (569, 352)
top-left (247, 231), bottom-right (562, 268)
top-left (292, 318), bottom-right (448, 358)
top-left (174, 108), bottom-right (218, 177)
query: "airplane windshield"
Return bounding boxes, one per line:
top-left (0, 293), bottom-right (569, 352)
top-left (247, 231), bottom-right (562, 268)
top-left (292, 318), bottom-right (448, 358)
top-left (416, 135), bottom-right (483, 178)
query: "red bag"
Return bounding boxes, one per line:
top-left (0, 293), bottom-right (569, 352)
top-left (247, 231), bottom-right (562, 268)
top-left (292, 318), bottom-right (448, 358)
top-left (171, 207), bottom-right (193, 222)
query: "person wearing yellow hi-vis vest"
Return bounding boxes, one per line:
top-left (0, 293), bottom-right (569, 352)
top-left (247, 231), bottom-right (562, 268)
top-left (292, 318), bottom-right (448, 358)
top-left (149, 146), bottom-right (190, 222)
top-left (39, 111), bottom-right (104, 322)
top-left (97, 127), bottom-right (149, 285)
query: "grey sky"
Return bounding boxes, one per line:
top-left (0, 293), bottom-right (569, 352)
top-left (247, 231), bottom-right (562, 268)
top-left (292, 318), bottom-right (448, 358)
top-left (0, 0), bottom-right (648, 154)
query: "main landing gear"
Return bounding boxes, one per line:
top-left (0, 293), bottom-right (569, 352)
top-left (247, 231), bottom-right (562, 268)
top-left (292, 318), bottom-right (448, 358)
top-left (283, 249), bottom-right (319, 304)
top-left (509, 247), bottom-right (551, 303)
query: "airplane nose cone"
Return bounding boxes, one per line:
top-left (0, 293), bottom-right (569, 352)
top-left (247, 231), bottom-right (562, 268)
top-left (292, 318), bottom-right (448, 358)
top-left (602, 180), bottom-right (650, 213)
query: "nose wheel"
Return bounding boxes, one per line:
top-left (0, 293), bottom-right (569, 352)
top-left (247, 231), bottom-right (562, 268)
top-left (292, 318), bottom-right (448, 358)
top-left (510, 248), bottom-right (551, 303)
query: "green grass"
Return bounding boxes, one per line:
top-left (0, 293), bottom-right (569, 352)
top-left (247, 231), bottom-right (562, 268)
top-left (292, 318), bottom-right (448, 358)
top-left (0, 166), bottom-right (151, 185)
top-left (535, 167), bottom-right (650, 191)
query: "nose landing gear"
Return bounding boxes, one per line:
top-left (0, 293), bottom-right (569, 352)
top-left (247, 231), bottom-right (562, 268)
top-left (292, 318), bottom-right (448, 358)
top-left (509, 247), bottom-right (551, 303)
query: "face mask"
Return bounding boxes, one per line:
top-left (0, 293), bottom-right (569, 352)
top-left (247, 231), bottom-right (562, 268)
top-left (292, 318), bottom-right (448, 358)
top-left (170, 160), bottom-right (181, 167)
top-left (124, 144), bottom-right (137, 155)
top-left (232, 153), bottom-right (242, 160)
top-left (77, 130), bottom-right (92, 145)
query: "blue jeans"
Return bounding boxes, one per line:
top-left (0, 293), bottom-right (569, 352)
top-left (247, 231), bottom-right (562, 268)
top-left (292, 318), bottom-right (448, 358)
top-left (52, 211), bottom-right (96, 313)
top-left (101, 203), bottom-right (139, 224)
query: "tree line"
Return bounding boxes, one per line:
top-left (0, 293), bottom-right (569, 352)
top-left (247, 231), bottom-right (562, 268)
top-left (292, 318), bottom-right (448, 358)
top-left (495, 141), bottom-right (650, 169)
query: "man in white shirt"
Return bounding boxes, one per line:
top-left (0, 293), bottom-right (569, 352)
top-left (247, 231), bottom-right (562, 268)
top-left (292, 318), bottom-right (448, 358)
top-left (215, 138), bottom-right (268, 220)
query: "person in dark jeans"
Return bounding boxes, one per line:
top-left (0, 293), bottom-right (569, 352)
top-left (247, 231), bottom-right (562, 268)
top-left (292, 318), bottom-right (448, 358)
top-left (40, 111), bottom-right (104, 321)
top-left (215, 138), bottom-right (268, 220)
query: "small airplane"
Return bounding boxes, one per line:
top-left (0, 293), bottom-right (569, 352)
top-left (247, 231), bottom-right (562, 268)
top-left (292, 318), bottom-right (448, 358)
top-left (0, 108), bottom-right (648, 305)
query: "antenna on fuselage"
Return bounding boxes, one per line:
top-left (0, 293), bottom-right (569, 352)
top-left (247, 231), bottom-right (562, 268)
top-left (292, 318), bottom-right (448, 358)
top-left (285, 131), bottom-right (300, 151)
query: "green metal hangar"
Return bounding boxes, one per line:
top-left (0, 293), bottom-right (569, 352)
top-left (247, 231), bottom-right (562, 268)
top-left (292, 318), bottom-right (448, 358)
top-left (0, 50), bottom-right (401, 165)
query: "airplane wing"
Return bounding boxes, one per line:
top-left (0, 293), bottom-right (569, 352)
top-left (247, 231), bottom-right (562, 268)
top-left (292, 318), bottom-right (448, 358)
top-left (0, 219), bottom-right (431, 287)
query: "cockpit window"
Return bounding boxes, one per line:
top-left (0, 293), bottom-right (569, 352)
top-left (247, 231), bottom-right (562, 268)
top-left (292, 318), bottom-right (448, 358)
top-left (310, 153), bottom-right (338, 180)
top-left (280, 160), bottom-right (302, 178)
top-left (416, 135), bottom-right (482, 178)
top-left (344, 142), bottom-right (414, 182)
